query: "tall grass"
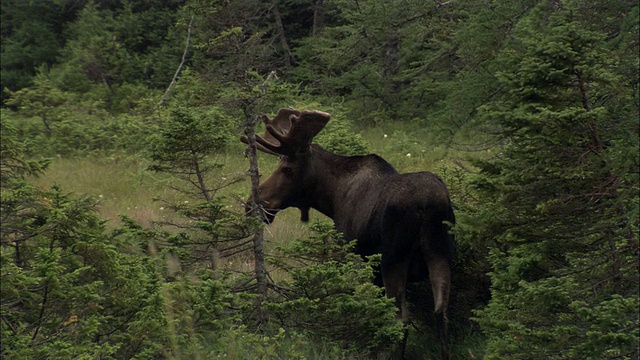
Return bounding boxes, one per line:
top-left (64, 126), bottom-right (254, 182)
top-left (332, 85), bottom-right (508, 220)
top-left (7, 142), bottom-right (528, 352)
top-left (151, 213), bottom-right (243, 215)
top-left (31, 156), bottom-right (169, 227)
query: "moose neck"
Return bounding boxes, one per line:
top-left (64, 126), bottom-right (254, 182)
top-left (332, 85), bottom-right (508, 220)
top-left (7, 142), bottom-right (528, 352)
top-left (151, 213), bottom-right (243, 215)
top-left (303, 145), bottom-right (398, 225)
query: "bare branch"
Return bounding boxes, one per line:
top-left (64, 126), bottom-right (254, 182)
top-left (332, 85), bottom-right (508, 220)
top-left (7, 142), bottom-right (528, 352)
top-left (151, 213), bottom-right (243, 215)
top-left (158, 16), bottom-right (194, 107)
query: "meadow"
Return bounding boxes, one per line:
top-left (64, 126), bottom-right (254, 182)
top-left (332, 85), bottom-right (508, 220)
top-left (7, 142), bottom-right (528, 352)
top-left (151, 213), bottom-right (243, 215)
top-left (28, 122), bottom-right (485, 359)
top-left (31, 123), bottom-right (459, 237)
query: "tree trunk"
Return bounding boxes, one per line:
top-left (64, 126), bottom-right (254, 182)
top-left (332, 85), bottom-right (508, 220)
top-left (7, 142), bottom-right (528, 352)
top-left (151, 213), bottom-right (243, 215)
top-left (312, 0), bottom-right (325, 37)
top-left (159, 16), bottom-right (193, 107)
top-left (242, 71), bottom-right (277, 322)
top-left (384, 29), bottom-right (401, 94)
top-left (271, 1), bottom-right (292, 67)
top-left (244, 107), bottom-right (268, 322)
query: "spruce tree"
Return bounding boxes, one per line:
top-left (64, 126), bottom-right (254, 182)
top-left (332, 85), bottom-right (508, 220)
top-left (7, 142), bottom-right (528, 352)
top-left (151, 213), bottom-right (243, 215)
top-left (470, 3), bottom-right (639, 358)
top-left (0, 116), bottom-right (168, 359)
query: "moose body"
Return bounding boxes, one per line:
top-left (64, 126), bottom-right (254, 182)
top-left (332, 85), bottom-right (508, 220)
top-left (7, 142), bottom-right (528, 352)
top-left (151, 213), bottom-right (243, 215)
top-left (243, 109), bottom-right (454, 359)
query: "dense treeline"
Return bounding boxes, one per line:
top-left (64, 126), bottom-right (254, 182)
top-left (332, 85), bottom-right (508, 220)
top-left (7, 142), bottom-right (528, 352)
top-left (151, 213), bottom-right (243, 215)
top-left (1, 0), bottom-right (638, 358)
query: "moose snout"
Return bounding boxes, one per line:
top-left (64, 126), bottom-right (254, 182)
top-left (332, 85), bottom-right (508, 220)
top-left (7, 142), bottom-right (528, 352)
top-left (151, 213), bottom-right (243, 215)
top-left (245, 196), bottom-right (277, 224)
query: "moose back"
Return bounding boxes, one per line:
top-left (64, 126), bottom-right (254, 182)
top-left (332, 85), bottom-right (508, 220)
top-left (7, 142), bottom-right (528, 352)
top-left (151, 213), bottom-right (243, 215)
top-left (242, 109), bottom-right (455, 359)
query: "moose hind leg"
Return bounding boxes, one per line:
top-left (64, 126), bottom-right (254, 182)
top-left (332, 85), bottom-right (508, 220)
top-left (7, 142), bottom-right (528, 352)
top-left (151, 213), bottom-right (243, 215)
top-left (427, 255), bottom-right (451, 360)
top-left (382, 260), bottom-right (410, 359)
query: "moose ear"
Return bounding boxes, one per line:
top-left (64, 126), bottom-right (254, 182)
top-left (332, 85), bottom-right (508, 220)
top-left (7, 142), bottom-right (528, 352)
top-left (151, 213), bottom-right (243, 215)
top-left (300, 206), bottom-right (310, 222)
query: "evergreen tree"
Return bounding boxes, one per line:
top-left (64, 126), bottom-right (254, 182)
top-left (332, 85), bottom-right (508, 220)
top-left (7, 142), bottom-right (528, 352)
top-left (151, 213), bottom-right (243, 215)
top-left (5, 70), bottom-right (147, 156)
top-left (292, 0), bottom-right (432, 123)
top-left (0, 0), bottom-right (77, 103)
top-left (49, 1), bottom-right (120, 94)
top-left (146, 106), bottom-right (250, 270)
top-left (426, 0), bottom-right (542, 135)
top-left (0, 116), bottom-right (166, 359)
top-left (266, 221), bottom-right (404, 357)
top-left (470, 3), bottom-right (639, 358)
top-left (5, 71), bottom-right (72, 138)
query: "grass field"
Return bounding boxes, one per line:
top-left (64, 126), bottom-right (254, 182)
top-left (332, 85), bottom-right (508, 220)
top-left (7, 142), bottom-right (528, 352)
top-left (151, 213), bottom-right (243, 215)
top-left (30, 124), bottom-right (485, 359)
top-left (32, 122), bottom-right (461, 237)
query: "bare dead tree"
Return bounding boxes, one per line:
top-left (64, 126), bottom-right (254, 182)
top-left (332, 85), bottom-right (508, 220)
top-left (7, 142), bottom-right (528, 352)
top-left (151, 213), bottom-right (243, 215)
top-left (243, 70), bottom-right (278, 322)
top-left (158, 16), bottom-right (194, 107)
top-left (269, 1), bottom-right (292, 67)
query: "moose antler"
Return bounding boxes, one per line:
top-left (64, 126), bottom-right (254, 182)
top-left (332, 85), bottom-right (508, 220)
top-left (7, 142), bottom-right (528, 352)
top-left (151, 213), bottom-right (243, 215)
top-left (241, 108), bottom-right (331, 155)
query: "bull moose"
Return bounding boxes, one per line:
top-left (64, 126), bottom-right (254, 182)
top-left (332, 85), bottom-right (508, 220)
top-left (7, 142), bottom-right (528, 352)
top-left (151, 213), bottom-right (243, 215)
top-left (242, 109), bottom-right (455, 359)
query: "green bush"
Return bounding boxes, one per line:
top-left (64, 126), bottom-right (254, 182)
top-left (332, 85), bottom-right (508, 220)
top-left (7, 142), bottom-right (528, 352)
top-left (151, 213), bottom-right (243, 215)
top-left (266, 221), bottom-right (404, 357)
top-left (315, 116), bottom-right (369, 156)
top-left (5, 72), bottom-right (158, 157)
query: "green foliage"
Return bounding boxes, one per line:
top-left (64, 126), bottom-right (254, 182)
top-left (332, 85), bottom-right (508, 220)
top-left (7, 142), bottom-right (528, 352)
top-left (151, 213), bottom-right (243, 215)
top-left (156, 272), bottom-right (241, 359)
top-left (148, 106), bottom-right (233, 175)
top-left (212, 326), bottom-right (312, 359)
top-left (111, 1), bottom-right (185, 90)
top-left (291, 0), bottom-right (416, 123)
top-left (0, 113), bottom-right (50, 185)
top-left (3, 0), bottom-right (180, 113)
top-left (469, 3), bottom-right (639, 358)
top-left (568, 295), bottom-right (639, 359)
top-left (0, 182), bottom-right (163, 358)
top-left (315, 115), bottom-right (370, 156)
top-left (49, 0), bottom-right (183, 102)
top-left (0, 121), bottom-right (244, 359)
top-left (267, 221), bottom-right (405, 356)
top-left (144, 104), bottom-right (255, 275)
top-left (5, 71), bottom-right (73, 135)
top-left (3, 0), bottom-right (639, 357)
top-left (5, 71), bottom-right (155, 157)
top-left (0, 0), bottom-right (69, 102)
top-left (49, 1), bottom-right (116, 94)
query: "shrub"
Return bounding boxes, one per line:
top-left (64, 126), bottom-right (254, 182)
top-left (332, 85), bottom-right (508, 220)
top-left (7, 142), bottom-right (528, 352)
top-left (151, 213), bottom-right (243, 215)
top-left (315, 116), bottom-right (369, 156)
top-left (266, 221), bottom-right (404, 357)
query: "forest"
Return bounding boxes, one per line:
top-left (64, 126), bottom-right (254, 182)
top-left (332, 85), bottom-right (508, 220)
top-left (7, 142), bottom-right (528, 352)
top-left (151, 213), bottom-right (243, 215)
top-left (1, 0), bottom-right (638, 358)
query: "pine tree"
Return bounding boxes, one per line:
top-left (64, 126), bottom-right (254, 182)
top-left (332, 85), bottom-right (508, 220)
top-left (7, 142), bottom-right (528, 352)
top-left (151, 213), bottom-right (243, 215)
top-left (266, 221), bottom-right (404, 357)
top-left (0, 0), bottom-right (71, 102)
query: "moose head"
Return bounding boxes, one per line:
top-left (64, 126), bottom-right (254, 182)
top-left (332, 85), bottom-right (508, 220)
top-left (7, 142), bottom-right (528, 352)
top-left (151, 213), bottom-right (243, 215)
top-left (241, 108), bottom-right (331, 223)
